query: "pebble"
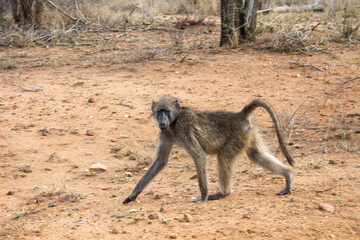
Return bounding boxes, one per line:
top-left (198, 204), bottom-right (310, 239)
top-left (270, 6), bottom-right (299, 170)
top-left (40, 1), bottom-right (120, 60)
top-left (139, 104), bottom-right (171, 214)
top-left (49, 152), bottom-right (60, 161)
top-left (170, 233), bottom-right (177, 239)
top-left (86, 130), bottom-right (95, 136)
top-left (328, 160), bottom-right (338, 165)
top-left (70, 129), bottom-right (80, 135)
top-left (184, 213), bottom-right (192, 222)
top-left (19, 166), bottom-right (32, 173)
top-left (42, 126), bottom-right (50, 136)
top-left (124, 172), bottom-right (133, 177)
top-left (89, 163), bottom-right (107, 172)
top-left (7, 190), bottom-right (15, 195)
top-left (109, 227), bottom-right (118, 234)
top-left (148, 213), bottom-right (158, 220)
top-left (155, 194), bottom-right (163, 200)
top-left (319, 202), bottom-right (335, 213)
top-left (111, 214), bottom-right (126, 219)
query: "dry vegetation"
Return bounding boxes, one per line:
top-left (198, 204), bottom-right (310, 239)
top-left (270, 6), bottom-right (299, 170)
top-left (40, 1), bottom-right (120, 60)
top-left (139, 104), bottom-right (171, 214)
top-left (0, 0), bottom-right (359, 49)
top-left (0, 0), bottom-right (359, 239)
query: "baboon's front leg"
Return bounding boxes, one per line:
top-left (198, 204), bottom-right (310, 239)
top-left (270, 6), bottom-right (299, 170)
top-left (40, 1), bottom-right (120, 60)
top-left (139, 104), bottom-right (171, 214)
top-left (123, 131), bottom-right (173, 204)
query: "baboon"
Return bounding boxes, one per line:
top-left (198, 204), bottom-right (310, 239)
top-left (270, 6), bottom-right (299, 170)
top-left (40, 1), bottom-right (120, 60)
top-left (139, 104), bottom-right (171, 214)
top-left (123, 96), bottom-right (294, 204)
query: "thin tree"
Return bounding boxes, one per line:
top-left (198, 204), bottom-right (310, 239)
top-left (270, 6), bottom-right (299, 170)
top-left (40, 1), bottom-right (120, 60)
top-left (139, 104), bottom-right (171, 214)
top-left (220, 0), bottom-right (259, 47)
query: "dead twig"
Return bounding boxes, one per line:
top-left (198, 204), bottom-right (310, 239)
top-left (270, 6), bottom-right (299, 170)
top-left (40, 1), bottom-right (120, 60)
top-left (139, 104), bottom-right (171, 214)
top-left (325, 76), bottom-right (360, 95)
top-left (287, 59), bottom-right (325, 72)
top-left (127, 0), bottom-right (151, 19)
top-left (6, 79), bottom-right (41, 92)
top-left (46, 0), bottom-right (84, 23)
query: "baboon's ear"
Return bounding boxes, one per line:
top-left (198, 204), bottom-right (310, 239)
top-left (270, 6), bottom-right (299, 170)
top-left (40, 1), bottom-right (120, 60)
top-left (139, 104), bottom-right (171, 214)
top-left (151, 101), bottom-right (156, 112)
top-left (174, 99), bottom-right (181, 110)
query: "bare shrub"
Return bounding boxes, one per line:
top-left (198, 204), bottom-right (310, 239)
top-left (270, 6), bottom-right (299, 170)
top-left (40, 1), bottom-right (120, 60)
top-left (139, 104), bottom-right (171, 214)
top-left (329, 0), bottom-right (360, 41)
top-left (258, 23), bottom-right (322, 54)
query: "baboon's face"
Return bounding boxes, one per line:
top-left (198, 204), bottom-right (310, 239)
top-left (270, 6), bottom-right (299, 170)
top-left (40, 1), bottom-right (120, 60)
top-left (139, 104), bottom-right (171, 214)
top-left (152, 98), bottom-right (180, 131)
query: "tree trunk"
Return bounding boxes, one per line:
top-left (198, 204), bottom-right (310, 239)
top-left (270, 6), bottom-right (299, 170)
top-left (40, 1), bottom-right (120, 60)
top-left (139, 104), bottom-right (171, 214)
top-left (12, 0), bottom-right (43, 26)
top-left (220, 0), bottom-right (259, 47)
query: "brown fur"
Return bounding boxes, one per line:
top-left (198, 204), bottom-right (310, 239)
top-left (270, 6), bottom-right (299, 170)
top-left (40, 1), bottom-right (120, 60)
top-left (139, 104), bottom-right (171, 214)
top-left (123, 96), bottom-right (293, 204)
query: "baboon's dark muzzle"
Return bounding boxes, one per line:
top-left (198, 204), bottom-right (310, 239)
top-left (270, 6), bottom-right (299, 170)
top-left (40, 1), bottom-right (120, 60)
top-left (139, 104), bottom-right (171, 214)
top-left (158, 112), bottom-right (170, 130)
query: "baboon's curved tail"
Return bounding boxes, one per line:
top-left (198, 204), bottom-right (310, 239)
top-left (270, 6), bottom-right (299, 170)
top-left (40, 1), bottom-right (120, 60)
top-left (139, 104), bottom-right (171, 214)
top-left (240, 99), bottom-right (294, 167)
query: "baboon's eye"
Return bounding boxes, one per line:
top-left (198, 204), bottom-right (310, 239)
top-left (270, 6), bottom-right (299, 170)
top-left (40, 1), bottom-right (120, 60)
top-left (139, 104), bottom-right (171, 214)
top-left (164, 109), bottom-right (169, 112)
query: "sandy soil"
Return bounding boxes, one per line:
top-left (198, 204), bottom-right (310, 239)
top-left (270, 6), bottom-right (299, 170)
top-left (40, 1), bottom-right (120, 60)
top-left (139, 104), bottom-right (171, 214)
top-left (0, 25), bottom-right (359, 239)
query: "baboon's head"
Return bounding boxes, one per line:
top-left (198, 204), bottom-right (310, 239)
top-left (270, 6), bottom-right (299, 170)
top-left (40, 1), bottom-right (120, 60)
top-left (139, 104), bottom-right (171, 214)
top-left (152, 96), bottom-right (181, 130)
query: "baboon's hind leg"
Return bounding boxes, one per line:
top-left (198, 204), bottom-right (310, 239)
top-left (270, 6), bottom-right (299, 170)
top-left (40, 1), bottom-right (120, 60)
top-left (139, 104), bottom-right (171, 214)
top-left (208, 145), bottom-right (240, 200)
top-left (246, 135), bottom-right (293, 195)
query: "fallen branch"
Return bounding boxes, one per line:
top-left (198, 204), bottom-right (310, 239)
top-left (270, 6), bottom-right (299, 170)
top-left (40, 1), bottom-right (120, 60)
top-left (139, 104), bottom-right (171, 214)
top-left (46, 0), bottom-right (83, 22)
top-left (325, 76), bottom-right (360, 95)
top-left (287, 59), bottom-right (325, 72)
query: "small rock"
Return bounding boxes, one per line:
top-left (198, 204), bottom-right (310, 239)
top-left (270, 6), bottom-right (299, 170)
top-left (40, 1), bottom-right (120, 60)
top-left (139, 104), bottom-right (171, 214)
top-left (319, 202), bottom-right (335, 213)
top-left (48, 204), bottom-right (56, 208)
top-left (19, 166), bottom-right (32, 173)
top-left (159, 207), bottom-right (165, 212)
top-left (148, 213), bottom-right (158, 220)
top-left (119, 134), bottom-right (130, 139)
top-left (124, 172), bottom-right (133, 177)
top-left (39, 127), bottom-right (50, 136)
top-left (190, 174), bottom-right (197, 180)
top-left (169, 233), bottom-right (177, 239)
top-left (89, 163), bottom-right (107, 172)
top-left (44, 167), bottom-right (52, 171)
top-left (242, 214), bottom-right (250, 219)
top-left (88, 97), bottom-right (95, 103)
top-left (109, 227), bottom-right (118, 234)
top-left (86, 130), bottom-right (95, 136)
top-left (111, 214), bottom-right (126, 218)
top-left (48, 152), bottom-right (60, 161)
top-left (155, 194), bottom-right (163, 200)
top-left (328, 160), bottom-right (338, 165)
top-left (184, 213), bottom-right (192, 222)
top-left (129, 209), bottom-right (137, 214)
top-left (71, 164), bottom-right (79, 168)
top-left (7, 190), bottom-right (15, 195)
top-left (129, 155), bottom-right (137, 160)
top-left (70, 129), bottom-right (80, 135)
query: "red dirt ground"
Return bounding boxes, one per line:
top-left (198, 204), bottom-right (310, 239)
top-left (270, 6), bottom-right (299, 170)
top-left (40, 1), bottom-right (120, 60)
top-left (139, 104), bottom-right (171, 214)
top-left (0, 26), bottom-right (359, 239)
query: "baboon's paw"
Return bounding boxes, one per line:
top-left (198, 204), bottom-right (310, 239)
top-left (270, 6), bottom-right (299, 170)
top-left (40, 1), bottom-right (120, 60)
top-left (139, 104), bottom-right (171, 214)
top-left (208, 192), bottom-right (229, 200)
top-left (276, 188), bottom-right (292, 195)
